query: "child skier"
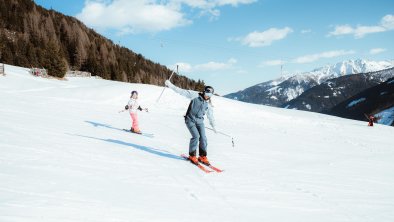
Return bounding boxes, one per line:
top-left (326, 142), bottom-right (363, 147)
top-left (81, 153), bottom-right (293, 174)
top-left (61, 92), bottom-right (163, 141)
top-left (125, 91), bottom-right (148, 134)
top-left (165, 80), bottom-right (217, 165)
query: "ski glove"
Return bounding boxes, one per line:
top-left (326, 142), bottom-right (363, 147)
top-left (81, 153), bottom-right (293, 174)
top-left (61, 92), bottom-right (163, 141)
top-left (165, 80), bottom-right (172, 87)
top-left (212, 126), bottom-right (217, 134)
top-left (125, 105), bottom-right (129, 110)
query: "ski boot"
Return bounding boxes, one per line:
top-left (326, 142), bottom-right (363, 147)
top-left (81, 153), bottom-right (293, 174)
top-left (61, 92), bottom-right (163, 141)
top-left (130, 128), bottom-right (142, 134)
top-left (198, 156), bottom-right (210, 166)
top-left (188, 155), bottom-right (198, 165)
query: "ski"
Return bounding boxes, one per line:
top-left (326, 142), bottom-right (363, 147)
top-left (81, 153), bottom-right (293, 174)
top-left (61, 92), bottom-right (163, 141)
top-left (123, 129), bottom-right (154, 138)
top-left (180, 154), bottom-right (213, 173)
top-left (199, 162), bottom-right (223, 173)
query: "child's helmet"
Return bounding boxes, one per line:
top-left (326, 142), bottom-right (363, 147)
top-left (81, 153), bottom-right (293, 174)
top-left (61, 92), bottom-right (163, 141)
top-left (131, 91), bottom-right (138, 95)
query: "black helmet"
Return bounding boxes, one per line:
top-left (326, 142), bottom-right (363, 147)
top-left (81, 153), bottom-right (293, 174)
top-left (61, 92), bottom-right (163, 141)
top-left (131, 91), bottom-right (138, 96)
top-left (204, 86), bottom-right (214, 94)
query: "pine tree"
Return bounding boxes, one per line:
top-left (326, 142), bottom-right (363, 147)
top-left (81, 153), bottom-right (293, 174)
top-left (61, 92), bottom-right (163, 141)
top-left (44, 42), bottom-right (66, 78)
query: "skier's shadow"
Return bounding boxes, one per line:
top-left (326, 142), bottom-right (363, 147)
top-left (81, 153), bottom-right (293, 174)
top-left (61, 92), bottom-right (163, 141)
top-left (85, 121), bottom-right (124, 133)
top-left (85, 120), bottom-right (154, 138)
top-left (73, 134), bottom-right (183, 161)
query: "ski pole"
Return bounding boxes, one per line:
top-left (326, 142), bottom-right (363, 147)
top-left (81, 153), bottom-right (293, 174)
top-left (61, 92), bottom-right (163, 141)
top-left (156, 65), bottom-right (178, 103)
top-left (206, 127), bottom-right (235, 148)
top-left (118, 109), bottom-right (127, 113)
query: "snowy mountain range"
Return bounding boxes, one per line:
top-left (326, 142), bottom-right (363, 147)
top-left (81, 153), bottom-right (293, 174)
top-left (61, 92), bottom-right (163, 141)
top-left (1, 64), bottom-right (394, 221)
top-left (224, 59), bottom-right (394, 107)
top-left (283, 67), bottom-right (394, 112)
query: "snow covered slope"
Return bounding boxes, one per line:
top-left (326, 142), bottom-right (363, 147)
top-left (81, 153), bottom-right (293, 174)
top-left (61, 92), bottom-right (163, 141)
top-left (225, 59), bottom-right (394, 107)
top-left (1, 64), bottom-right (394, 222)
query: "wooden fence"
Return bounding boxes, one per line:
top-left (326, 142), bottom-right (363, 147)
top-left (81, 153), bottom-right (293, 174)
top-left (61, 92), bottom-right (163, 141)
top-left (65, 70), bottom-right (91, 77)
top-left (0, 63), bottom-right (4, 76)
top-left (30, 68), bottom-right (48, 77)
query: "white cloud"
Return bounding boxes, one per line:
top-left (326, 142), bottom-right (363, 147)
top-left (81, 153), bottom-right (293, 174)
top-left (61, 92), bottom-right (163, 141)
top-left (301, 29), bottom-right (312, 34)
top-left (179, 0), bottom-right (256, 20)
top-left (328, 14), bottom-right (394, 38)
top-left (177, 0), bottom-right (256, 9)
top-left (381, 14), bottom-right (394, 29)
top-left (353, 26), bottom-right (386, 38)
top-left (76, 0), bottom-right (256, 33)
top-left (369, 48), bottom-right (387, 55)
top-left (293, 50), bottom-right (355, 64)
top-left (170, 62), bottom-right (193, 73)
top-left (171, 58), bottom-right (237, 73)
top-left (216, 0), bottom-right (257, 6)
top-left (261, 60), bottom-right (286, 66)
top-left (236, 27), bottom-right (293, 47)
top-left (195, 58), bottom-right (237, 71)
top-left (76, 0), bottom-right (191, 33)
top-left (328, 25), bottom-right (354, 36)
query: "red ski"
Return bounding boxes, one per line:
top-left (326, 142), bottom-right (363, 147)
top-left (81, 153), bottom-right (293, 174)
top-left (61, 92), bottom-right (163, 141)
top-left (181, 154), bottom-right (213, 173)
top-left (200, 162), bottom-right (223, 173)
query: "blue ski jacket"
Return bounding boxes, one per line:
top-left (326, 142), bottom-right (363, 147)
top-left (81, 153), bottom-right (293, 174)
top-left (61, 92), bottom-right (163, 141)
top-left (165, 80), bottom-right (216, 128)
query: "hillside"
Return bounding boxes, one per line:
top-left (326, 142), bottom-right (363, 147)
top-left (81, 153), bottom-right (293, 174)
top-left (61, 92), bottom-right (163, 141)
top-left (223, 76), bottom-right (291, 106)
top-left (283, 67), bottom-right (394, 112)
top-left (1, 64), bottom-right (394, 221)
top-left (327, 77), bottom-right (394, 125)
top-left (0, 0), bottom-right (202, 90)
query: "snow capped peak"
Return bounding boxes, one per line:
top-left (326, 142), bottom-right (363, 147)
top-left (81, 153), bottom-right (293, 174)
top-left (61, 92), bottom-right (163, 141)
top-left (309, 59), bottom-right (394, 78)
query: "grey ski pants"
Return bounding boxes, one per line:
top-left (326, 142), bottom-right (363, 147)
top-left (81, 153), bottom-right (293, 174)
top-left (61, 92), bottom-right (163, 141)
top-left (185, 120), bottom-right (207, 156)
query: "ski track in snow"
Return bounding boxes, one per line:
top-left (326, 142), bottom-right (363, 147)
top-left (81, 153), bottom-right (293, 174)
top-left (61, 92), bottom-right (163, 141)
top-left (1, 64), bottom-right (394, 222)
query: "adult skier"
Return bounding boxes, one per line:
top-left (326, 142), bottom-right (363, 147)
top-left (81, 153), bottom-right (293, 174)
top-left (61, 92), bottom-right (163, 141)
top-left (368, 115), bottom-right (380, 126)
top-left (165, 80), bottom-right (217, 165)
top-left (125, 91), bottom-right (148, 134)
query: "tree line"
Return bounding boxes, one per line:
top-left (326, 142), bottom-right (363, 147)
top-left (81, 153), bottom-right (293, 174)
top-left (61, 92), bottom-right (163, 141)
top-left (0, 0), bottom-right (204, 90)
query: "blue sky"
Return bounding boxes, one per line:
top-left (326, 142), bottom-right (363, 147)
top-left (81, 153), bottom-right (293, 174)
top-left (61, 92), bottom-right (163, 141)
top-left (35, 0), bottom-right (394, 94)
